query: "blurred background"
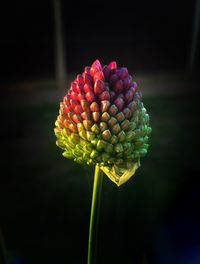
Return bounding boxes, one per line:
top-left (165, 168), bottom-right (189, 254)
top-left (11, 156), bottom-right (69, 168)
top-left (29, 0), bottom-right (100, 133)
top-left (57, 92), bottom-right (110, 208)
top-left (0, 0), bottom-right (200, 263)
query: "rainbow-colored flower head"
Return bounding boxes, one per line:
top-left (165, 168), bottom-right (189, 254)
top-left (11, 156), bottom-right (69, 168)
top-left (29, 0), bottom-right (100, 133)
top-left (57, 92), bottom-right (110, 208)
top-left (54, 60), bottom-right (152, 186)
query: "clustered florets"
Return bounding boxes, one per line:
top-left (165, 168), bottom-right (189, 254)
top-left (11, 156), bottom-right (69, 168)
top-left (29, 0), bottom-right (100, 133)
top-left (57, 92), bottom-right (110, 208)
top-left (55, 60), bottom-right (151, 185)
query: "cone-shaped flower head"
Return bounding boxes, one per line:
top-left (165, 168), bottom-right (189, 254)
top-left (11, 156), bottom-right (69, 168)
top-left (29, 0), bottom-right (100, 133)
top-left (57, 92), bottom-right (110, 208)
top-left (55, 60), bottom-right (152, 186)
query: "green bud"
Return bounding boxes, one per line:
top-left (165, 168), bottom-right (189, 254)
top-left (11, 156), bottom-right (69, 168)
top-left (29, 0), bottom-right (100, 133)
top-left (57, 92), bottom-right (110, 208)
top-left (99, 122), bottom-right (108, 132)
top-left (115, 143), bottom-right (123, 153)
top-left (110, 135), bottom-right (118, 144)
top-left (91, 124), bottom-right (100, 134)
top-left (118, 130), bottom-right (126, 142)
top-left (97, 139), bottom-right (107, 150)
top-left (121, 120), bottom-right (130, 131)
top-left (86, 131), bottom-right (96, 141)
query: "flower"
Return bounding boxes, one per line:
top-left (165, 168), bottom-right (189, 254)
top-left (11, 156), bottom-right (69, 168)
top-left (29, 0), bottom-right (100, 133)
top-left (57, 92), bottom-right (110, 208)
top-left (54, 60), bottom-right (152, 186)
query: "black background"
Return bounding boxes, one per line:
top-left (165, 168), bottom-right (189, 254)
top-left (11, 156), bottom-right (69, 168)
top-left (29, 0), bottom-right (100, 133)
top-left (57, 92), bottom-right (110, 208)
top-left (0, 1), bottom-right (200, 264)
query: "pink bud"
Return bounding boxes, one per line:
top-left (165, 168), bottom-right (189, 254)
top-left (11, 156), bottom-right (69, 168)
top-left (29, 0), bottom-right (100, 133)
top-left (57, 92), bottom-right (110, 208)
top-left (94, 80), bottom-right (105, 95)
top-left (108, 61), bottom-right (117, 70)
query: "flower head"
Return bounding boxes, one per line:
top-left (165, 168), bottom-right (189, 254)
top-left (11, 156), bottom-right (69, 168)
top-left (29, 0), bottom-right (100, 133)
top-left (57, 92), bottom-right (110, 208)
top-left (54, 60), bottom-right (152, 186)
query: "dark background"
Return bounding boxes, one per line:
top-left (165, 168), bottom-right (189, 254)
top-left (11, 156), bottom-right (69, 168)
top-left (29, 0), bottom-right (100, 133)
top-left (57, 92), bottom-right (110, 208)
top-left (0, 0), bottom-right (200, 263)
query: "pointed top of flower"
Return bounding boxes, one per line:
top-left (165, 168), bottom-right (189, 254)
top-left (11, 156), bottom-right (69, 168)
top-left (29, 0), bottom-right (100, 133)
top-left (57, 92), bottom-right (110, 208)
top-left (54, 59), bottom-right (152, 186)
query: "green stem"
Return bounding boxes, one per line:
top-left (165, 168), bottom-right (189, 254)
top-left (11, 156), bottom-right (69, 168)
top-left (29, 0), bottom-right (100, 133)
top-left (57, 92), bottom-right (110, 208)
top-left (87, 165), bottom-right (103, 264)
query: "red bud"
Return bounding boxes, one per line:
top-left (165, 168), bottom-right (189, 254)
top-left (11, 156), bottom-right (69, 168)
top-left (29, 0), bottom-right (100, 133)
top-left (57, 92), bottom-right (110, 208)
top-left (93, 71), bottom-right (104, 81)
top-left (76, 74), bottom-right (84, 85)
top-left (85, 91), bottom-right (95, 103)
top-left (94, 80), bottom-right (105, 95)
top-left (83, 83), bottom-right (92, 93)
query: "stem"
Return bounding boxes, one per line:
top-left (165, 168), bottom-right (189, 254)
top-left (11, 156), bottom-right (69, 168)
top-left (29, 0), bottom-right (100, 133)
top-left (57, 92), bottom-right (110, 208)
top-left (87, 165), bottom-right (103, 264)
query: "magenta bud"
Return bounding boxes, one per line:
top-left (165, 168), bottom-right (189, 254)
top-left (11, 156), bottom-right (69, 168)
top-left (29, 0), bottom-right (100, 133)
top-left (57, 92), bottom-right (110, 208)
top-left (108, 61), bottom-right (117, 70)
top-left (94, 80), bottom-right (105, 95)
top-left (109, 74), bottom-right (119, 87)
top-left (85, 91), bottom-right (95, 103)
top-left (121, 67), bottom-right (129, 79)
top-left (123, 76), bottom-right (132, 90)
top-left (114, 97), bottom-right (124, 111)
top-left (90, 102), bottom-right (100, 112)
top-left (125, 89), bottom-right (134, 103)
top-left (103, 65), bottom-right (110, 80)
top-left (114, 80), bottom-right (124, 93)
top-left (71, 82), bottom-right (79, 93)
top-left (99, 91), bottom-right (110, 101)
